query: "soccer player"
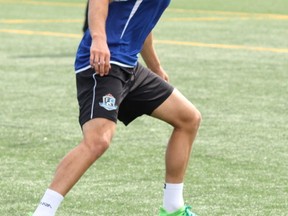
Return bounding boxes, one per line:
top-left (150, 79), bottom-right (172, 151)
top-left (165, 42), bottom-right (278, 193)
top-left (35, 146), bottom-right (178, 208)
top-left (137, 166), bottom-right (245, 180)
top-left (30, 0), bottom-right (201, 215)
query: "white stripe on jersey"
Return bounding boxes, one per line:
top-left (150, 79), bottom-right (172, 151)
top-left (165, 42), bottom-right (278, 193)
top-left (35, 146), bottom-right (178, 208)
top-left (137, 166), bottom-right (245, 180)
top-left (75, 61), bottom-right (134, 74)
top-left (120, 0), bottom-right (143, 39)
top-left (109, 61), bottom-right (134, 68)
top-left (75, 65), bottom-right (92, 74)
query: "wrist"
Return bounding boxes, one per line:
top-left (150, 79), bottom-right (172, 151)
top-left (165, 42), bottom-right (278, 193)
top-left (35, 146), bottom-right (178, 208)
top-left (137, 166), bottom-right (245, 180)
top-left (149, 63), bottom-right (162, 72)
top-left (91, 33), bottom-right (107, 41)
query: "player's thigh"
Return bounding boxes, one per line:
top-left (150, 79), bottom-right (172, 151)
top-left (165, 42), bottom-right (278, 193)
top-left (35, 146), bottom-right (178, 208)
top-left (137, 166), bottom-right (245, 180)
top-left (151, 89), bottom-right (201, 127)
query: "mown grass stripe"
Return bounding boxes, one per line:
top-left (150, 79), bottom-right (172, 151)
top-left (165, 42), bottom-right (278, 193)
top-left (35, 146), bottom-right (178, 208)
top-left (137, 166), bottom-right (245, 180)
top-left (154, 40), bottom-right (288, 54)
top-left (1, 29), bottom-right (287, 54)
top-left (1, 0), bottom-right (287, 20)
top-left (0, 19), bottom-right (83, 24)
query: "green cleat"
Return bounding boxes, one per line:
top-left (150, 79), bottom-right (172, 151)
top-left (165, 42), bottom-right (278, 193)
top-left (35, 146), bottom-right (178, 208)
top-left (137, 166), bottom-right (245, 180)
top-left (159, 205), bottom-right (198, 216)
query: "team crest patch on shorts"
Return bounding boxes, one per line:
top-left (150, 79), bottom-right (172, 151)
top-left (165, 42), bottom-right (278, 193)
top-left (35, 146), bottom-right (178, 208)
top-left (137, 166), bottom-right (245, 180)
top-left (99, 94), bottom-right (118, 111)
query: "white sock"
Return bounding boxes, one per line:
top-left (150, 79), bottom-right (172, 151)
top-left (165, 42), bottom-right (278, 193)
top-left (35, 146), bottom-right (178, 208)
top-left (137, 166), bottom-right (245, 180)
top-left (33, 189), bottom-right (64, 216)
top-left (163, 183), bottom-right (184, 213)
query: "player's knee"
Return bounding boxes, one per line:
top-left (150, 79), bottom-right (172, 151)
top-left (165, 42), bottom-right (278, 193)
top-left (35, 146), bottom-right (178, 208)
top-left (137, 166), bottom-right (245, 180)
top-left (83, 135), bottom-right (111, 160)
top-left (181, 106), bottom-right (201, 132)
top-left (192, 108), bottom-right (202, 128)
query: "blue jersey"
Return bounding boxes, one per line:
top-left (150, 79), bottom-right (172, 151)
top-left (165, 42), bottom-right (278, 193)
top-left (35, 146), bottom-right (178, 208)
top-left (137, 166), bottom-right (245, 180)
top-left (75, 0), bottom-right (171, 73)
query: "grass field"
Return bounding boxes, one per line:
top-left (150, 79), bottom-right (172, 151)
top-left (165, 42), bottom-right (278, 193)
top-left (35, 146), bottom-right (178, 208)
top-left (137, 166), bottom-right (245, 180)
top-left (0, 0), bottom-right (288, 215)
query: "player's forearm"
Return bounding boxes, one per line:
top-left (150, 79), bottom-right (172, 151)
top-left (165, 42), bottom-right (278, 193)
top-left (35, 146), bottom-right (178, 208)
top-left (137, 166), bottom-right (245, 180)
top-left (88, 0), bottom-right (111, 76)
top-left (141, 32), bottom-right (162, 72)
top-left (88, 0), bottom-right (110, 40)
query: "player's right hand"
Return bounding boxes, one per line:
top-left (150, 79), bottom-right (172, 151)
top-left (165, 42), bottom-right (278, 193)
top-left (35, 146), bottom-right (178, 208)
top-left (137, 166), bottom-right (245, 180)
top-left (90, 38), bottom-right (111, 76)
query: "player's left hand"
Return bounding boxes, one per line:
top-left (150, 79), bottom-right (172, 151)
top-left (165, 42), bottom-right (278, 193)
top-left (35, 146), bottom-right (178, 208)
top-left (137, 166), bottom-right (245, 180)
top-left (153, 66), bottom-right (169, 82)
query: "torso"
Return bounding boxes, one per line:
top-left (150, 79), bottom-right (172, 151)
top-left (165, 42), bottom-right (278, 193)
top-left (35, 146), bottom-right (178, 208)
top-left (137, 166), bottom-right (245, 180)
top-left (75, 0), bottom-right (171, 73)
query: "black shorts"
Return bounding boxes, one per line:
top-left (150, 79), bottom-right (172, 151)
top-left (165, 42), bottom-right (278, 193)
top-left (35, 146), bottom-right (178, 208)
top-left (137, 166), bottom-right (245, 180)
top-left (76, 63), bottom-right (174, 127)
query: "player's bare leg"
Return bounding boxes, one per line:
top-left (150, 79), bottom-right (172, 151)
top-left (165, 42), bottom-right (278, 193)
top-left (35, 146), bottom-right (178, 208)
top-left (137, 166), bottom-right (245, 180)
top-left (31, 118), bottom-right (116, 216)
top-left (152, 89), bottom-right (201, 182)
top-left (49, 118), bottom-right (116, 195)
top-left (152, 89), bottom-right (201, 215)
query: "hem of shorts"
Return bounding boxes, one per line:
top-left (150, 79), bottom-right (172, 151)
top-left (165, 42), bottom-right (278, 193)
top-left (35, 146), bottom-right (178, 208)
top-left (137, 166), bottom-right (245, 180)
top-left (80, 116), bottom-right (118, 128)
top-left (120, 86), bottom-right (175, 127)
top-left (147, 86), bottom-right (175, 116)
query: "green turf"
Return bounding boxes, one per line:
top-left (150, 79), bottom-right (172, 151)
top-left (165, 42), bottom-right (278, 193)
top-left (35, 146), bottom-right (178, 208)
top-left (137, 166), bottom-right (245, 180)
top-left (0, 0), bottom-right (287, 215)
